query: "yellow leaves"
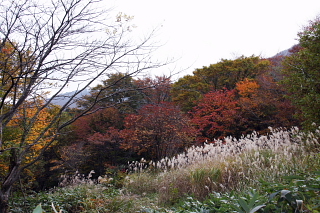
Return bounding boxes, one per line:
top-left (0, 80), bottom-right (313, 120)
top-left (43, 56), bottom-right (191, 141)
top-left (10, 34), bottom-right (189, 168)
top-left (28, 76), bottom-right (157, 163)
top-left (5, 98), bottom-right (55, 162)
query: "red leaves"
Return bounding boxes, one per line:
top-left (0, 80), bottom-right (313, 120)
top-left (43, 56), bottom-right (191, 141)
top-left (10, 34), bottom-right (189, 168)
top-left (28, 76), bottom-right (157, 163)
top-left (190, 76), bottom-right (300, 141)
top-left (190, 89), bottom-right (242, 142)
top-left (120, 102), bottom-right (195, 161)
top-left (134, 76), bottom-right (172, 104)
top-left (72, 107), bottom-right (123, 140)
top-left (87, 127), bottom-right (122, 146)
top-left (68, 73), bottom-right (300, 164)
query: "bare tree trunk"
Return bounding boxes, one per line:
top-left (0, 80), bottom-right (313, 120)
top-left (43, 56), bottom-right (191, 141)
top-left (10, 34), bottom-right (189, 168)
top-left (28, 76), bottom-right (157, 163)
top-left (0, 194), bottom-right (9, 213)
top-left (0, 183), bottom-right (12, 213)
top-left (0, 149), bottom-right (21, 213)
top-left (0, 171), bottom-right (20, 212)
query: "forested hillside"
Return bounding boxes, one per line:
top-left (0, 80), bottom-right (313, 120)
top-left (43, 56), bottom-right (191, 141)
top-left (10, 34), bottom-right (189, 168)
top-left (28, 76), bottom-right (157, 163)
top-left (44, 51), bottom-right (304, 182)
top-left (0, 0), bottom-right (319, 212)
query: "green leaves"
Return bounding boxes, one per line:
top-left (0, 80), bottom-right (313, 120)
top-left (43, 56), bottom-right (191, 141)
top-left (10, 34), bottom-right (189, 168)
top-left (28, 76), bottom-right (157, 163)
top-left (171, 169), bottom-right (320, 213)
top-left (229, 191), bottom-right (266, 213)
top-left (32, 204), bottom-right (44, 213)
top-left (261, 170), bottom-right (320, 212)
top-left (281, 16), bottom-right (320, 131)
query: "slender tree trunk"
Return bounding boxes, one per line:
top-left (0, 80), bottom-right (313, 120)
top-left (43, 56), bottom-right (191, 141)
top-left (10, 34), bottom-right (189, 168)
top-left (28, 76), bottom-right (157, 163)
top-left (0, 153), bottom-right (21, 213)
top-left (0, 175), bottom-right (19, 213)
top-left (0, 189), bottom-right (11, 213)
top-left (0, 175), bottom-right (15, 213)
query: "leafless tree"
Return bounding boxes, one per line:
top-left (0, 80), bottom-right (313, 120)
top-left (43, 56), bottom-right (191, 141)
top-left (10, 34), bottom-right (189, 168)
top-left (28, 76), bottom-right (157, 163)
top-left (0, 0), bottom-right (168, 211)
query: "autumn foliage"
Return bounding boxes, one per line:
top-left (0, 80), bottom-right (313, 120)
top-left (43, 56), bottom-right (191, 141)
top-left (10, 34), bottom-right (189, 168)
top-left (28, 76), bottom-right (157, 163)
top-left (190, 73), bottom-right (299, 142)
top-left (0, 99), bottom-right (56, 185)
top-left (53, 107), bottom-right (127, 176)
top-left (120, 102), bottom-right (195, 161)
top-left (171, 56), bottom-right (270, 112)
top-left (1, 7), bottom-right (319, 212)
top-left (53, 56), bottom-right (302, 177)
top-left (190, 89), bottom-right (243, 142)
top-left (0, 31), bottom-right (309, 196)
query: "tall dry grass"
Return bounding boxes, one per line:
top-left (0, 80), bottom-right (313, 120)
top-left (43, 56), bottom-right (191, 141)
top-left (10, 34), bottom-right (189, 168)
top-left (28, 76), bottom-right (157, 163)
top-left (125, 126), bottom-right (320, 204)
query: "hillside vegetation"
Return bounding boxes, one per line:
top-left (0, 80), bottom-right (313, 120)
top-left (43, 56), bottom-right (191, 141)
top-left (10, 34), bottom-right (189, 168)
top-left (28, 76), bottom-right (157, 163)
top-left (0, 0), bottom-right (319, 211)
top-left (13, 126), bottom-right (320, 212)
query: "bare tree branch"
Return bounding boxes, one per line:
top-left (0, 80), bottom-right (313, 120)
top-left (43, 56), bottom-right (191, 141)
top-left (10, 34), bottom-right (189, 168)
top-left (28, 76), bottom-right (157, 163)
top-left (0, 0), bottom-right (170, 211)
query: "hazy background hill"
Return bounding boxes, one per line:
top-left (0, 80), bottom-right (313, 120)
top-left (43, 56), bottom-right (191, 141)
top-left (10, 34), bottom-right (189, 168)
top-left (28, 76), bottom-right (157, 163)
top-left (50, 89), bottom-right (90, 108)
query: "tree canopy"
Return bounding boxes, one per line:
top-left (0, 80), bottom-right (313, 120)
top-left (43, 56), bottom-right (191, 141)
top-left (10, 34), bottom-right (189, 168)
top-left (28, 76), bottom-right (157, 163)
top-left (171, 56), bottom-right (270, 112)
top-left (282, 16), bottom-right (320, 130)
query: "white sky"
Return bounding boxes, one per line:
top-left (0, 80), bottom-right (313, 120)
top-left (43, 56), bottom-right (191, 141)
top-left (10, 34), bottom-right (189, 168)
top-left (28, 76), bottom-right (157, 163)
top-left (109, 0), bottom-right (320, 79)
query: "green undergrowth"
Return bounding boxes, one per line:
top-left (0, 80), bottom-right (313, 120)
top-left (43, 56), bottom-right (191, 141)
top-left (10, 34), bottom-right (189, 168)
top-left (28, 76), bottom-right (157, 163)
top-left (166, 170), bottom-right (320, 213)
top-left (11, 184), bottom-right (161, 213)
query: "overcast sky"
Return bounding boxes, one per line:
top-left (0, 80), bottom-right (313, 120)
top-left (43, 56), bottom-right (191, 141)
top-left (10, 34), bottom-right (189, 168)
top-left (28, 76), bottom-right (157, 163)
top-left (109, 0), bottom-right (320, 79)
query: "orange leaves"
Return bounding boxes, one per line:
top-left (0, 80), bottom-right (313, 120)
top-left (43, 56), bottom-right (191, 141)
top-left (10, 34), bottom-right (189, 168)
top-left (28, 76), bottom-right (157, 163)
top-left (236, 78), bottom-right (260, 98)
top-left (236, 78), bottom-right (261, 111)
top-left (0, 42), bottom-right (14, 55)
top-left (0, 42), bottom-right (17, 84)
top-left (235, 74), bottom-right (299, 134)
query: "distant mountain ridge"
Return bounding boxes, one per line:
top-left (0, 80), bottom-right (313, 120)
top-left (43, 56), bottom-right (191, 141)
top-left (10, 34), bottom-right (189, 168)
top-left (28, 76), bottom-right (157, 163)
top-left (50, 89), bottom-right (90, 107)
top-left (274, 43), bottom-right (301, 57)
top-left (275, 49), bottom-right (291, 57)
